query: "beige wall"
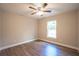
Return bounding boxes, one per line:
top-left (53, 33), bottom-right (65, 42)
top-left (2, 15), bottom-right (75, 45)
top-left (0, 11), bottom-right (2, 48)
top-left (78, 10), bottom-right (79, 48)
top-left (0, 12), bottom-right (37, 49)
top-left (38, 10), bottom-right (78, 48)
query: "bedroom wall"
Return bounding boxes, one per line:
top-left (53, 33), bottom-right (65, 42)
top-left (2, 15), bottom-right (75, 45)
top-left (0, 11), bottom-right (2, 48)
top-left (78, 10), bottom-right (79, 48)
top-left (0, 12), bottom-right (37, 50)
top-left (38, 10), bottom-right (78, 48)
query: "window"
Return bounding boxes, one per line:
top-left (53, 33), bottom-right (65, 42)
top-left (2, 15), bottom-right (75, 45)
top-left (47, 20), bottom-right (56, 38)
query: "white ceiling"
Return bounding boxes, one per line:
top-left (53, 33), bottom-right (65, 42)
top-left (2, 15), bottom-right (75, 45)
top-left (0, 3), bottom-right (79, 19)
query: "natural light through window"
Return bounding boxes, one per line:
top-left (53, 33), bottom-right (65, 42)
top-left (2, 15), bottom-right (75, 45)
top-left (47, 20), bottom-right (56, 38)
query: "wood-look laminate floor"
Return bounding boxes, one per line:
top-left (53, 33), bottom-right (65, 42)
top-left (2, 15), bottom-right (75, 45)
top-left (0, 40), bottom-right (79, 56)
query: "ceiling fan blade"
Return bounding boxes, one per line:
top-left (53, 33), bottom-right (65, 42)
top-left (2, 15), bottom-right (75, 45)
top-left (31, 12), bottom-right (37, 15)
top-left (43, 10), bottom-right (51, 12)
top-left (29, 6), bottom-right (36, 10)
top-left (43, 3), bottom-right (48, 8)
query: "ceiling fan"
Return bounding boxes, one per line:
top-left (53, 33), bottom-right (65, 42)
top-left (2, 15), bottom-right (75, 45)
top-left (29, 3), bottom-right (52, 16)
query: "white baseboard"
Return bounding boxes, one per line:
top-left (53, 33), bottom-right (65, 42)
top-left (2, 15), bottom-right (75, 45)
top-left (0, 39), bottom-right (36, 51)
top-left (40, 39), bottom-right (79, 51)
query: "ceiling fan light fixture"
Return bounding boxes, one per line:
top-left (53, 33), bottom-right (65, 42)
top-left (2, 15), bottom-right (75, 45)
top-left (36, 11), bottom-right (44, 16)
